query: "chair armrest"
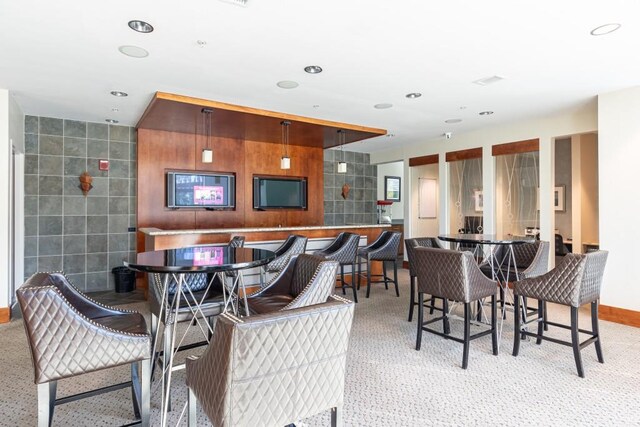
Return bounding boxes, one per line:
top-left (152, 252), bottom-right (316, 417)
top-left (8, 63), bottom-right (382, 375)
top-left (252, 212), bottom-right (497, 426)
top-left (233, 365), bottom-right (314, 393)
top-left (246, 255), bottom-right (299, 298)
top-left (284, 259), bottom-right (338, 310)
top-left (520, 241), bottom-right (549, 279)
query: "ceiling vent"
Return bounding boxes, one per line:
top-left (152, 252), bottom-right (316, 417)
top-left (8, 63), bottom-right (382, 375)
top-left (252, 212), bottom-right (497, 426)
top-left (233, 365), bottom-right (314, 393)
top-left (473, 75), bottom-right (505, 86)
top-left (218, 0), bottom-right (248, 6)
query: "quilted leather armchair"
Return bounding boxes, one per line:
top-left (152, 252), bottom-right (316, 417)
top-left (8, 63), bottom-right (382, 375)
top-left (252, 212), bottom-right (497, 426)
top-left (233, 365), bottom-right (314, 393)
top-left (262, 234), bottom-right (308, 284)
top-left (185, 295), bottom-right (355, 427)
top-left (16, 272), bottom-right (150, 427)
top-left (314, 232), bottom-right (360, 302)
top-left (404, 237), bottom-right (444, 322)
top-left (513, 250), bottom-right (609, 378)
top-left (413, 247), bottom-right (498, 369)
top-left (246, 254), bottom-right (339, 315)
top-left (357, 230), bottom-right (402, 298)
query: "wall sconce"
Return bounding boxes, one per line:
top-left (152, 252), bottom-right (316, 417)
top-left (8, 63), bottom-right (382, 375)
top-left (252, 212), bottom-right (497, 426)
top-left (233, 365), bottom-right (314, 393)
top-left (337, 129), bottom-right (347, 173)
top-left (201, 107), bottom-right (213, 163)
top-left (280, 120), bottom-right (291, 170)
top-left (78, 171), bottom-right (93, 196)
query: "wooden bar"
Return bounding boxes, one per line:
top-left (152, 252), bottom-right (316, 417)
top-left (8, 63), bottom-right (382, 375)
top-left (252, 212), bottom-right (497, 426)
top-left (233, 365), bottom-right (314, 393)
top-left (409, 154), bottom-right (439, 167)
top-left (445, 147), bottom-right (483, 162)
top-left (491, 138), bottom-right (539, 156)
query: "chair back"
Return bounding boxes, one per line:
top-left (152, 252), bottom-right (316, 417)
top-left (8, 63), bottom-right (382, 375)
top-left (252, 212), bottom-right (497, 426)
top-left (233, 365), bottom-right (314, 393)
top-left (289, 254), bottom-right (337, 299)
top-left (512, 240), bottom-right (549, 275)
top-left (579, 250), bottom-right (609, 305)
top-left (185, 296), bottom-right (354, 427)
top-left (363, 231), bottom-right (402, 261)
top-left (405, 237), bottom-right (442, 277)
top-left (267, 235), bottom-right (308, 272)
top-left (229, 236), bottom-right (245, 248)
top-left (555, 234), bottom-right (569, 256)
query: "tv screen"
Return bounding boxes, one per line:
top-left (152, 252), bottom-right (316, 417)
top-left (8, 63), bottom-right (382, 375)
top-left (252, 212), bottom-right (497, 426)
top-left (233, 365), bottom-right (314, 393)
top-left (167, 171), bottom-right (235, 209)
top-left (253, 176), bottom-right (307, 209)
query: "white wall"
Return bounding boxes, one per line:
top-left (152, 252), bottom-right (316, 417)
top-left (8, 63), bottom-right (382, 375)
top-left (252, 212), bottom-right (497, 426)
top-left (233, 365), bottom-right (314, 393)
top-left (598, 86), bottom-right (640, 311)
top-left (376, 161), bottom-right (404, 220)
top-left (409, 163), bottom-right (439, 238)
top-left (9, 93), bottom-right (24, 306)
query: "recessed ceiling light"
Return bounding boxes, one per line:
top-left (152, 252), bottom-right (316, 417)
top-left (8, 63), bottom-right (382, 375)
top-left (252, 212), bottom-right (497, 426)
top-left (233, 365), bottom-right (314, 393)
top-left (111, 108), bottom-right (119, 112)
top-left (386, 134), bottom-right (395, 138)
top-left (473, 75), bottom-right (505, 86)
top-left (118, 45), bottom-right (149, 58)
top-left (590, 23), bottom-right (621, 36)
top-left (304, 65), bottom-right (323, 74)
top-left (460, 106), bottom-right (467, 110)
top-left (218, 0), bottom-right (248, 6)
top-left (405, 93), bottom-right (422, 99)
top-left (110, 91), bottom-right (128, 97)
top-left (105, 119), bottom-right (119, 124)
top-left (479, 111), bottom-right (494, 116)
top-left (312, 105), bottom-right (320, 108)
top-left (445, 119), bottom-right (462, 124)
top-left (128, 20), bottom-right (154, 33)
top-left (276, 80), bottom-right (299, 89)
top-left (196, 40), bottom-right (207, 47)
top-left (374, 103), bottom-right (393, 109)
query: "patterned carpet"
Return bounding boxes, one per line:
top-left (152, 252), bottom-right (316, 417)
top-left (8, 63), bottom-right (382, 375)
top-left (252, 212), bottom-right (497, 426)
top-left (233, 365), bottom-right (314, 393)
top-left (2, 269), bottom-right (640, 426)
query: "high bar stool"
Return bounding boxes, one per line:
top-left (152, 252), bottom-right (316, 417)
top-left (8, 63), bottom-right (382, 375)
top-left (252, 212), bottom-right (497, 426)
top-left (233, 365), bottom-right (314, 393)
top-left (357, 231), bottom-right (402, 298)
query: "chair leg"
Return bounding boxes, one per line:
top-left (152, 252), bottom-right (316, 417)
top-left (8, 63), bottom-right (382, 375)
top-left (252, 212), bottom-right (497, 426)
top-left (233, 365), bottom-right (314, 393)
top-left (591, 300), bottom-right (604, 363)
top-left (513, 294), bottom-right (521, 357)
top-left (163, 323), bottom-right (173, 412)
top-left (393, 260), bottom-right (399, 297)
top-left (536, 299), bottom-right (544, 345)
top-left (331, 405), bottom-right (343, 427)
top-left (357, 257), bottom-right (362, 291)
top-left (429, 296), bottom-right (436, 315)
top-left (350, 263), bottom-right (358, 303)
top-left (140, 359), bottom-right (150, 427)
top-left (491, 294), bottom-right (498, 356)
top-left (416, 292), bottom-right (424, 350)
top-left (571, 306), bottom-right (585, 378)
top-left (340, 265), bottom-right (346, 295)
top-left (37, 381), bottom-right (56, 427)
top-left (187, 387), bottom-right (197, 427)
top-left (131, 362), bottom-right (142, 419)
top-left (462, 302), bottom-right (471, 369)
top-left (366, 259), bottom-right (372, 298)
top-left (150, 313), bottom-right (159, 380)
top-left (382, 261), bottom-right (389, 289)
top-left (408, 276), bottom-right (415, 322)
top-left (443, 299), bottom-right (450, 335)
top-left (543, 301), bottom-right (549, 331)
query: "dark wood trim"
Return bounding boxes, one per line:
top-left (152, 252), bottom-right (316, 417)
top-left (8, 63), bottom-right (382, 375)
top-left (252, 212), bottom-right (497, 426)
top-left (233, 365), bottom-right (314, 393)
top-left (491, 138), bottom-right (539, 156)
top-left (0, 307), bottom-right (9, 324)
top-left (402, 260), bottom-right (409, 269)
top-left (409, 154), bottom-right (439, 167)
top-left (445, 147), bottom-right (483, 162)
top-left (599, 304), bottom-right (640, 328)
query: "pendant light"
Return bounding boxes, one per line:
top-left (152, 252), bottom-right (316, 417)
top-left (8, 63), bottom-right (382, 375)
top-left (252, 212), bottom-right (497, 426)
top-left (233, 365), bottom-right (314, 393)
top-left (280, 120), bottom-right (291, 169)
top-left (337, 129), bottom-right (347, 173)
top-left (201, 108), bottom-right (213, 163)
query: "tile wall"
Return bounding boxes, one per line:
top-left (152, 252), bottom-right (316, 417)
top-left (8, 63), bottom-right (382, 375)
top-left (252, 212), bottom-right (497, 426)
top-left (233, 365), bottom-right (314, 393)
top-left (23, 116), bottom-right (136, 292)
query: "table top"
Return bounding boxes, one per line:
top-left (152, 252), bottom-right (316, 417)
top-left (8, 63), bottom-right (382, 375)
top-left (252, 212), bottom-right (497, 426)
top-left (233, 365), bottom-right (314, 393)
top-left (438, 234), bottom-right (534, 245)
top-left (124, 246), bottom-right (276, 273)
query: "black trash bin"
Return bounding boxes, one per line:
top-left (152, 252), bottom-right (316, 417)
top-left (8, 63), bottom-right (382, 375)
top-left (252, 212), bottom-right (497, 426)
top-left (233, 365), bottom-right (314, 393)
top-left (112, 266), bottom-right (136, 293)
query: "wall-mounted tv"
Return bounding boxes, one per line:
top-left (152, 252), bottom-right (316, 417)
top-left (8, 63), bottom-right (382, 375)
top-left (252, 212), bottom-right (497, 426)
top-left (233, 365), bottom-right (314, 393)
top-left (167, 171), bottom-right (235, 209)
top-left (253, 176), bottom-right (307, 210)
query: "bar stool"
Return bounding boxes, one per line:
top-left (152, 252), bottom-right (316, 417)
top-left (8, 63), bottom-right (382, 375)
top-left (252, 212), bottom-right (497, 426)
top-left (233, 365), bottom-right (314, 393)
top-left (405, 237), bottom-right (445, 321)
top-left (357, 231), bottom-right (402, 298)
top-left (313, 232), bottom-right (360, 302)
top-left (261, 234), bottom-right (308, 285)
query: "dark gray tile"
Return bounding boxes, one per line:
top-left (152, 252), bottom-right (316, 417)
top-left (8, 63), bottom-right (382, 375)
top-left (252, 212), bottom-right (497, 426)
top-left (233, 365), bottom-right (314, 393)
top-left (65, 273), bottom-right (86, 290)
top-left (355, 176), bottom-right (365, 189)
top-left (324, 201), bottom-right (335, 214)
top-left (25, 133), bottom-right (38, 154)
top-left (129, 143), bottom-right (137, 160)
top-left (334, 215), bottom-right (345, 226)
top-left (324, 173), bottom-right (335, 188)
top-left (63, 216), bottom-right (86, 235)
top-left (63, 254), bottom-right (85, 274)
top-left (109, 141), bottom-right (129, 160)
top-left (128, 197), bottom-right (136, 214)
top-left (354, 189), bottom-right (365, 201)
top-left (323, 161), bottom-right (333, 175)
top-left (25, 177), bottom-right (39, 195)
top-left (109, 160), bottom-right (129, 178)
top-left (109, 197), bottom-right (128, 214)
top-left (87, 234), bottom-right (108, 253)
top-left (108, 252), bottom-right (129, 270)
top-left (39, 155), bottom-right (63, 175)
top-left (86, 253), bottom-right (108, 272)
top-left (64, 157), bottom-right (87, 176)
top-left (323, 214), bottom-right (334, 226)
top-left (129, 233), bottom-right (136, 251)
top-left (324, 150), bottom-right (335, 162)
top-left (345, 201), bottom-right (355, 214)
top-left (25, 216), bottom-right (38, 236)
top-left (87, 139), bottom-right (109, 158)
top-left (88, 123), bottom-right (108, 140)
top-left (108, 215), bottom-right (129, 233)
top-left (355, 152), bottom-right (365, 164)
top-left (25, 236), bottom-right (38, 257)
top-left (64, 196), bottom-right (86, 215)
top-left (39, 176), bottom-right (63, 195)
top-left (24, 196), bottom-right (38, 215)
top-left (89, 177), bottom-right (108, 196)
top-left (87, 216), bottom-right (108, 234)
top-left (356, 201), bottom-right (366, 214)
top-left (25, 154), bottom-right (39, 174)
top-left (109, 234), bottom-right (129, 252)
top-left (64, 120), bottom-right (86, 138)
top-left (129, 179), bottom-right (136, 196)
top-left (355, 163), bottom-right (365, 177)
top-left (39, 196), bottom-right (63, 215)
top-left (39, 236), bottom-right (62, 256)
top-left (63, 235), bottom-right (86, 254)
top-left (39, 117), bottom-right (63, 136)
top-left (129, 127), bottom-right (137, 142)
top-left (363, 153), bottom-right (370, 164)
top-left (109, 125), bottom-right (130, 142)
top-left (25, 115), bottom-right (38, 134)
top-left (87, 196), bottom-right (108, 215)
top-left (38, 255), bottom-right (62, 272)
top-left (129, 215), bottom-right (136, 228)
top-left (39, 135), bottom-right (63, 155)
top-left (24, 257), bottom-right (38, 277)
top-left (345, 151), bottom-right (355, 163)
top-left (64, 137), bottom-right (87, 157)
top-left (109, 178), bottom-right (129, 196)
top-left (128, 161), bottom-right (136, 179)
top-left (86, 272), bottom-right (109, 291)
top-left (39, 216), bottom-right (62, 235)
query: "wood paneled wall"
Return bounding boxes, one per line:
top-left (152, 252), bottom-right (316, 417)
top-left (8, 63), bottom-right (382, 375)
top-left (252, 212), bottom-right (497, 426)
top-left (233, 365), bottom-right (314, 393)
top-left (136, 129), bottom-right (324, 250)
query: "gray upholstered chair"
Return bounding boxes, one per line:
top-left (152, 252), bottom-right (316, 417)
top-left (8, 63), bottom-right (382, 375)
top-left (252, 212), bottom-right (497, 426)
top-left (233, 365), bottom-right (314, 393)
top-left (246, 254), bottom-right (339, 315)
top-left (357, 231), bottom-right (402, 298)
top-left (413, 247), bottom-right (498, 369)
top-left (261, 234), bottom-right (308, 285)
top-left (513, 250), bottom-right (609, 378)
top-left (314, 232), bottom-right (360, 302)
top-left (405, 237), bottom-right (444, 321)
top-left (16, 272), bottom-right (150, 427)
top-left (185, 295), bottom-right (355, 427)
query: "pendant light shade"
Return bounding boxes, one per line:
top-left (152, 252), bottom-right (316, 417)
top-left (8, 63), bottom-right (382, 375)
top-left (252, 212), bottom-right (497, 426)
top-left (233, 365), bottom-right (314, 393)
top-left (337, 129), bottom-right (347, 174)
top-left (280, 120), bottom-right (291, 170)
top-left (280, 156), bottom-right (291, 169)
top-left (201, 108), bottom-right (213, 163)
top-left (202, 149), bottom-right (213, 163)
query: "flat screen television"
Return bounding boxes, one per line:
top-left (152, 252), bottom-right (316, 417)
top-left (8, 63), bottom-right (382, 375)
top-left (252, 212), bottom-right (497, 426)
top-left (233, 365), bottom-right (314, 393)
top-left (253, 176), bottom-right (307, 209)
top-left (166, 171), bottom-right (235, 209)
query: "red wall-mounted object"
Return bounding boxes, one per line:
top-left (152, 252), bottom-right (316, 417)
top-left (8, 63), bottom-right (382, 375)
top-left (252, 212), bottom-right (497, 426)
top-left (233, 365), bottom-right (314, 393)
top-left (99, 160), bottom-right (109, 171)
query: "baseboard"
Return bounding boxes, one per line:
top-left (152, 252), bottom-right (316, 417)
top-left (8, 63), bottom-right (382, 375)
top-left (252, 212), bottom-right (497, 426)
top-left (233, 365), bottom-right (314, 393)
top-left (403, 261), bottom-right (409, 269)
top-left (599, 304), bottom-right (640, 328)
top-left (0, 307), bottom-right (10, 324)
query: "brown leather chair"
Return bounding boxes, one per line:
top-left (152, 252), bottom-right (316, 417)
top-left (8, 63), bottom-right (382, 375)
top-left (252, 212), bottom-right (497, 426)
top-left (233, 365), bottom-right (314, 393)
top-left (246, 254), bottom-right (339, 315)
top-left (513, 250), bottom-right (609, 377)
top-left (16, 272), bottom-right (150, 427)
top-left (185, 295), bottom-right (355, 427)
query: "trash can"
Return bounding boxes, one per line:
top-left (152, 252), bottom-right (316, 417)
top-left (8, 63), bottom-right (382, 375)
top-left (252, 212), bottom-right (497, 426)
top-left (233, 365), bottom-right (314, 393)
top-left (112, 266), bottom-right (136, 293)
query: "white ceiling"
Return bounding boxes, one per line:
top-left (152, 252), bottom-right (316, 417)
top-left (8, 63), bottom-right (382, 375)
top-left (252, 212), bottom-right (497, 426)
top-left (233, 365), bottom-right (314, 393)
top-left (1, 0), bottom-right (638, 152)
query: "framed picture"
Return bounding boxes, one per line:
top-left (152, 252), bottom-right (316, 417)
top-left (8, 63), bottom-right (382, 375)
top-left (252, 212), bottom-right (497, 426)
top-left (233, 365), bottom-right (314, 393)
top-left (384, 176), bottom-right (401, 202)
top-left (554, 185), bottom-right (565, 212)
top-left (474, 189), bottom-right (483, 212)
